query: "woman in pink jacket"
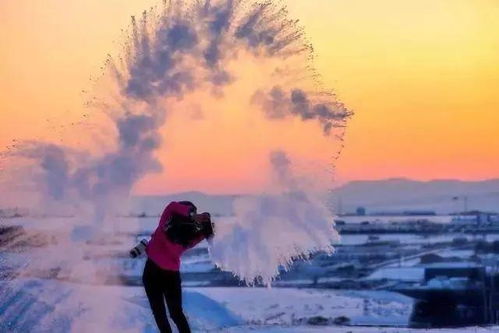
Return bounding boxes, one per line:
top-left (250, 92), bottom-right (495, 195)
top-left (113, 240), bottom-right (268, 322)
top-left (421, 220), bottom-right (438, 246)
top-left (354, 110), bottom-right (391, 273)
top-left (143, 201), bottom-right (213, 333)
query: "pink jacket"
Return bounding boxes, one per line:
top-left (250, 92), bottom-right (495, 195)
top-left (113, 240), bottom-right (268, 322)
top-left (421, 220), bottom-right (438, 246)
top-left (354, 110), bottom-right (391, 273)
top-left (146, 201), bottom-right (205, 271)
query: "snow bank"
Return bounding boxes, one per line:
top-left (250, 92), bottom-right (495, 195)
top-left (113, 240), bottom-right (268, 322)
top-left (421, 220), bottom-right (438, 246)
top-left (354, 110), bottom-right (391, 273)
top-left (191, 287), bottom-right (412, 327)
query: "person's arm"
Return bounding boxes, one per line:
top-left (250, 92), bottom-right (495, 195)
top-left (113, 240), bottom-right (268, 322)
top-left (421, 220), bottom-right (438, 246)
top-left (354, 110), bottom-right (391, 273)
top-left (186, 213), bottom-right (214, 249)
top-left (159, 202), bottom-right (195, 228)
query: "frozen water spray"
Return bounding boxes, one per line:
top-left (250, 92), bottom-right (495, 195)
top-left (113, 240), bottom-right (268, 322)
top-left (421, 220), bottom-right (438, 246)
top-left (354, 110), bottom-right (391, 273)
top-left (211, 150), bottom-right (341, 285)
top-left (0, 0), bottom-right (351, 327)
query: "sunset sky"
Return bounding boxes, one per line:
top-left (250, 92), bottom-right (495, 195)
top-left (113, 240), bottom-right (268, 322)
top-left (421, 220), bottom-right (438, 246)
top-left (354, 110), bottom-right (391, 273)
top-left (1, 0), bottom-right (498, 194)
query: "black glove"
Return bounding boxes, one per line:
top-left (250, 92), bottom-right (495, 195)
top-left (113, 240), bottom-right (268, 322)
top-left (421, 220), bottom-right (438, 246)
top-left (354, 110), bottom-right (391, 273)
top-left (200, 212), bottom-right (214, 238)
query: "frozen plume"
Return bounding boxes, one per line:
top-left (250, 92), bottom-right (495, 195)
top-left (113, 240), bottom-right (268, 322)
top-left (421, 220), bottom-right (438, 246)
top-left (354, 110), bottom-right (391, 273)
top-left (0, 0), bottom-right (351, 324)
top-left (210, 150), bottom-right (340, 285)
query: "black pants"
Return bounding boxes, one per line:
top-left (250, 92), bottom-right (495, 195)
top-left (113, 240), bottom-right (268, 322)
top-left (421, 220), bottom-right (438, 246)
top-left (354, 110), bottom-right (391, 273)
top-left (142, 259), bottom-right (191, 333)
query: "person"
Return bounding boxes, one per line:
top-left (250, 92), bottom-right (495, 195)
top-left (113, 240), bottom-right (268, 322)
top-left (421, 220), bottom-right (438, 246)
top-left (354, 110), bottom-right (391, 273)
top-left (143, 201), bottom-right (214, 333)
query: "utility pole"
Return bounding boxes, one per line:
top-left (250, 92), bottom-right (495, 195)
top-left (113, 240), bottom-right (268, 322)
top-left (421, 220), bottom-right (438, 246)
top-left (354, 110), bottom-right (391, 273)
top-left (452, 195), bottom-right (469, 213)
top-left (490, 263), bottom-right (496, 324)
top-left (482, 267), bottom-right (489, 324)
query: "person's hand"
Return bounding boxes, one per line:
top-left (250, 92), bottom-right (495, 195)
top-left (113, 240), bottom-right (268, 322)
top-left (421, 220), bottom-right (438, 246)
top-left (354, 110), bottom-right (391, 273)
top-left (194, 212), bottom-right (214, 238)
top-left (193, 212), bottom-right (211, 224)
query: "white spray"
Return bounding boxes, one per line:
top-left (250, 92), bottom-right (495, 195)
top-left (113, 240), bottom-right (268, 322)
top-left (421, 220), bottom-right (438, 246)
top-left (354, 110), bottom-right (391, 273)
top-left (0, 0), bottom-right (351, 329)
top-left (210, 150), bottom-right (340, 285)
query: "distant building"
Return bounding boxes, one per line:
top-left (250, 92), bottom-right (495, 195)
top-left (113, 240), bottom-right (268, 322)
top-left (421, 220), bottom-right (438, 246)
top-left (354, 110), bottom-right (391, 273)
top-left (356, 206), bottom-right (366, 216)
top-left (395, 263), bottom-right (489, 328)
top-left (403, 210), bottom-right (436, 216)
top-left (370, 210), bottom-right (436, 216)
top-left (451, 211), bottom-right (499, 224)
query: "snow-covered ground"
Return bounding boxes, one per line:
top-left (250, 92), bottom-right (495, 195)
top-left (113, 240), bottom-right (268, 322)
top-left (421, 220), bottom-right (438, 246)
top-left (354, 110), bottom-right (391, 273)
top-left (0, 278), bottom-right (243, 332)
top-left (2, 216), bottom-right (498, 332)
top-left (1, 277), bottom-right (495, 332)
top-left (0, 264), bottom-right (490, 332)
top-left (225, 327), bottom-right (499, 332)
top-left (190, 287), bottom-right (412, 327)
top-left (340, 233), bottom-right (499, 246)
top-left (0, 220), bottom-right (486, 333)
top-left (0, 279), bottom-right (411, 332)
top-left (364, 267), bottom-right (425, 281)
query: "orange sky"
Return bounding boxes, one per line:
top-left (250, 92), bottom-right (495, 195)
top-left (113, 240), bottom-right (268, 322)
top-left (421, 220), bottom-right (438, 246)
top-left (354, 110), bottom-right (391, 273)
top-left (1, 0), bottom-right (498, 194)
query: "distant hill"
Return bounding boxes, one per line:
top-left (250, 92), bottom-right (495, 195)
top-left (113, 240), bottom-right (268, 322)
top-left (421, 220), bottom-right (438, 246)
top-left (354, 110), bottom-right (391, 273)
top-left (130, 179), bottom-right (499, 216)
top-left (330, 178), bottom-right (499, 214)
top-left (130, 191), bottom-right (238, 216)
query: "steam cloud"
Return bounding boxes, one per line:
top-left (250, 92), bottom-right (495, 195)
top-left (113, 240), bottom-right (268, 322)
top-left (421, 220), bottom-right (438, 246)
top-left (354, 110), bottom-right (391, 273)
top-left (1, 0), bottom-right (350, 290)
top-left (252, 86), bottom-right (350, 135)
top-left (3, 0), bottom-right (350, 220)
top-left (210, 150), bottom-right (339, 285)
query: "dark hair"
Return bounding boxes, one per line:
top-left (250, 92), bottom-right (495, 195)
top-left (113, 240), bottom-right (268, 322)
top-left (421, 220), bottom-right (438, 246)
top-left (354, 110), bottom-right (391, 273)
top-left (178, 201), bottom-right (197, 213)
top-left (165, 201), bottom-right (200, 247)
